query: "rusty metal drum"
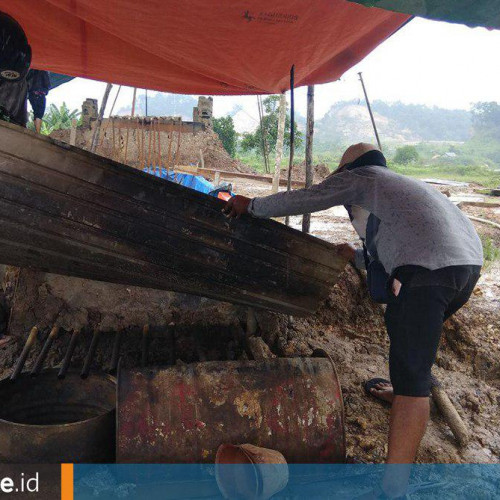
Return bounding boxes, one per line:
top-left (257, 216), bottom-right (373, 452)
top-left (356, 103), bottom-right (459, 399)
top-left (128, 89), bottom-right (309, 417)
top-left (0, 369), bottom-right (116, 463)
top-left (117, 357), bottom-right (345, 463)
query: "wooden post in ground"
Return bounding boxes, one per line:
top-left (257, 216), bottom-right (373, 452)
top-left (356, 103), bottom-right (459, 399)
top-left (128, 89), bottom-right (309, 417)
top-left (302, 85), bottom-right (315, 233)
top-left (272, 92), bottom-right (287, 194)
top-left (166, 123), bottom-right (173, 173)
top-left (90, 83), bottom-right (113, 152)
top-left (285, 65), bottom-right (295, 227)
top-left (257, 96), bottom-right (270, 174)
top-left (69, 119), bottom-right (77, 146)
top-left (199, 149), bottom-right (205, 169)
top-left (123, 88), bottom-right (137, 164)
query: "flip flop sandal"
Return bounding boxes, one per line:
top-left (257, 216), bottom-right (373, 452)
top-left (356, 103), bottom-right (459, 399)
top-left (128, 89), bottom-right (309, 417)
top-left (364, 377), bottom-right (392, 405)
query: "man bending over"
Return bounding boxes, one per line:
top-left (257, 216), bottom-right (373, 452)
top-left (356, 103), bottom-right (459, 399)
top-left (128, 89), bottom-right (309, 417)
top-left (223, 143), bottom-right (482, 468)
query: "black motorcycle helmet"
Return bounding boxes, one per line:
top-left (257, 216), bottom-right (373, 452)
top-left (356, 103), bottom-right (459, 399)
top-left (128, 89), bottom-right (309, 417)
top-left (0, 11), bottom-right (31, 82)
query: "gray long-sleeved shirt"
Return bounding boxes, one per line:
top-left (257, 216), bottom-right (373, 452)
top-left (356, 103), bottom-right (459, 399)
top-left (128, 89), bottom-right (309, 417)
top-left (248, 166), bottom-right (483, 274)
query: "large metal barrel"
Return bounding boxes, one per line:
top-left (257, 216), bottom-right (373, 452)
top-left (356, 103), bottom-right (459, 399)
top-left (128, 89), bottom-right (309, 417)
top-left (0, 369), bottom-right (116, 463)
top-left (117, 357), bottom-right (345, 463)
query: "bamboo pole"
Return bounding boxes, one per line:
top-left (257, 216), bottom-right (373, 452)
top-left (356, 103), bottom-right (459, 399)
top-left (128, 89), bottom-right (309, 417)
top-left (272, 92), bottom-right (287, 194)
top-left (166, 123), bottom-right (173, 173)
top-left (111, 118), bottom-right (116, 160)
top-left (147, 119), bottom-right (153, 171)
top-left (123, 88), bottom-right (137, 165)
top-left (257, 96), bottom-right (270, 173)
top-left (139, 119), bottom-right (145, 168)
top-left (156, 119), bottom-right (162, 171)
top-left (152, 119), bottom-right (157, 173)
top-left (302, 85), bottom-right (315, 233)
top-left (175, 121), bottom-right (182, 167)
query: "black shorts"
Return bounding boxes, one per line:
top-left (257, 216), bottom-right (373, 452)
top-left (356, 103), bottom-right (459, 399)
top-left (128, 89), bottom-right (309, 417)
top-left (385, 265), bottom-right (481, 397)
top-left (28, 92), bottom-right (46, 120)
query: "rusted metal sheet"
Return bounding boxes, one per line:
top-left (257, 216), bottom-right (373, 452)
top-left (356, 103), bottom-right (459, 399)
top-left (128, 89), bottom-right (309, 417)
top-left (0, 369), bottom-right (116, 463)
top-left (117, 358), bottom-right (345, 463)
top-left (0, 121), bottom-right (347, 316)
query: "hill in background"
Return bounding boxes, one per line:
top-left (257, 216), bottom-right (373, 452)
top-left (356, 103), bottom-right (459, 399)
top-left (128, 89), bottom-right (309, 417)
top-left (314, 100), bottom-right (472, 149)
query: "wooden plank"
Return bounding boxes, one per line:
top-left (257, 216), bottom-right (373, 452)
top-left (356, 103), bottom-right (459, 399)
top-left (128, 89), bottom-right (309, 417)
top-left (0, 121), bottom-right (347, 316)
top-left (196, 167), bottom-right (306, 188)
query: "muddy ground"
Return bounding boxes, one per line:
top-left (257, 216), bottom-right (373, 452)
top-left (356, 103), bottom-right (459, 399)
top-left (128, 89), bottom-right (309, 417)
top-left (0, 172), bottom-right (498, 464)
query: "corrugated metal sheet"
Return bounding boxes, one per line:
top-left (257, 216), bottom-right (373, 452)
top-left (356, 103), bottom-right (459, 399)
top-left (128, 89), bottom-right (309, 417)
top-left (0, 121), bottom-right (347, 316)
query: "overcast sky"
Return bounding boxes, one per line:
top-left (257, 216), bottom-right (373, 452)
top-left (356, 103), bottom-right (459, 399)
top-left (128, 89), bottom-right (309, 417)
top-left (47, 17), bottom-right (500, 123)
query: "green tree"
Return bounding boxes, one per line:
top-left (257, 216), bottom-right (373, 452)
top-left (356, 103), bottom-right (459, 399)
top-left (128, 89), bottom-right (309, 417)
top-left (28, 102), bottom-right (81, 135)
top-left (240, 95), bottom-right (302, 155)
top-left (468, 102), bottom-right (500, 166)
top-left (471, 102), bottom-right (500, 131)
top-left (393, 145), bottom-right (420, 165)
top-left (213, 115), bottom-right (237, 157)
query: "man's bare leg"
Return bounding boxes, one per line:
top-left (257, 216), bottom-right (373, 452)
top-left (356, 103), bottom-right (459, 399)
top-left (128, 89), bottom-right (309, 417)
top-left (370, 382), bottom-right (429, 496)
top-left (387, 396), bottom-right (429, 463)
top-left (34, 118), bottom-right (42, 133)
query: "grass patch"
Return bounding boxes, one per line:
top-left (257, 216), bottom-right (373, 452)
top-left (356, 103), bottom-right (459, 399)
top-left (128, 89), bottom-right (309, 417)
top-left (235, 152), bottom-right (500, 187)
top-left (481, 236), bottom-right (500, 270)
top-left (390, 163), bottom-right (500, 188)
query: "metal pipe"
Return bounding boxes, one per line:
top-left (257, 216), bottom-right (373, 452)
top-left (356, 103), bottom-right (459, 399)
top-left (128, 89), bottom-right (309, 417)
top-left (358, 72), bottom-right (382, 150)
top-left (30, 325), bottom-right (59, 377)
top-left (10, 326), bottom-right (38, 381)
top-left (109, 329), bottom-right (122, 375)
top-left (58, 329), bottom-right (81, 379)
top-left (81, 330), bottom-right (100, 379)
top-left (141, 324), bottom-right (150, 367)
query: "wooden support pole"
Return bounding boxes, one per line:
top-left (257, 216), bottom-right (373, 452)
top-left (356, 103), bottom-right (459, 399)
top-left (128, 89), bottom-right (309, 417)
top-left (152, 119), bottom-right (157, 173)
top-left (272, 92), bottom-right (287, 194)
top-left (166, 123), bottom-right (173, 172)
top-left (358, 72), bottom-right (382, 150)
top-left (69, 119), bottom-right (77, 146)
top-left (123, 88), bottom-right (137, 165)
top-left (285, 65), bottom-right (295, 227)
top-left (257, 96), bottom-right (270, 173)
top-left (175, 122), bottom-right (182, 166)
top-left (139, 119), bottom-right (145, 168)
top-left (147, 120), bottom-right (153, 170)
top-left (302, 85), bottom-right (315, 233)
top-left (90, 83), bottom-right (113, 153)
top-left (157, 120), bottom-right (162, 171)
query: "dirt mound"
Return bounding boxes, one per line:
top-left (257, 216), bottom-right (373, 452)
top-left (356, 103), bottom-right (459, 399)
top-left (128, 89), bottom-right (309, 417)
top-left (278, 162), bottom-right (332, 183)
top-left (50, 124), bottom-right (255, 174)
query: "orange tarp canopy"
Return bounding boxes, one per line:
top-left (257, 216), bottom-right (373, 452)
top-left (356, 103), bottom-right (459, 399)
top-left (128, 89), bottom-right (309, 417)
top-left (1, 0), bottom-right (409, 95)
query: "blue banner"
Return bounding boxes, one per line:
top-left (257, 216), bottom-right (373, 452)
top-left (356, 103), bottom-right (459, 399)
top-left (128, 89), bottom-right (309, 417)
top-left (73, 464), bottom-right (500, 499)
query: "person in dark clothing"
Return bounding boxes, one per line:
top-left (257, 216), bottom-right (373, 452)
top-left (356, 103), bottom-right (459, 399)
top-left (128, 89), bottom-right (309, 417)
top-left (0, 11), bottom-right (32, 127)
top-left (0, 78), bottom-right (29, 126)
top-left (27, 69), bottom-right (50, 132)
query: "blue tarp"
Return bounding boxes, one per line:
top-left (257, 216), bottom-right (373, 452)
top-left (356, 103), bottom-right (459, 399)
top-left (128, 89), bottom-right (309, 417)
top-left (144, 167), bottom-right (226, 197)
top-left (48, 72), bottom-right (75, 90)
